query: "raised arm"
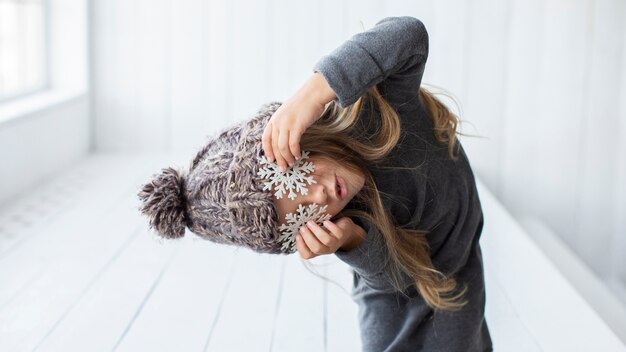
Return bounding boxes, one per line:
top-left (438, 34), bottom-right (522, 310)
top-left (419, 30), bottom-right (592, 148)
top-left (312, 16), bottom-right (429, 108)
top-left (261, 16), bottom-right (428, 173)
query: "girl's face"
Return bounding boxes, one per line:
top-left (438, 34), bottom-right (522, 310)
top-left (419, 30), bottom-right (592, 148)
top-left (273, 155), bottom-right (365, 226)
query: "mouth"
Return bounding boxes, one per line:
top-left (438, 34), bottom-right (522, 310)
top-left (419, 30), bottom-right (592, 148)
top-left (335, 174), bottom-right (347, 201)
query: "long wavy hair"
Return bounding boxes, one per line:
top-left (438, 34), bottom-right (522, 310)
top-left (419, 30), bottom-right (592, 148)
top-left (299, 83), bottom-right (473, 311)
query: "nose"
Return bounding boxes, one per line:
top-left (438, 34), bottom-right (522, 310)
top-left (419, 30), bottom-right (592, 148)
top-left (308, 182), bottom-right (328, 204)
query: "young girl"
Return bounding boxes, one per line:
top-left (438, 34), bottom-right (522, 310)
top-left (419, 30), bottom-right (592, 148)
top-left (138, 15), bottom-right (492, 351)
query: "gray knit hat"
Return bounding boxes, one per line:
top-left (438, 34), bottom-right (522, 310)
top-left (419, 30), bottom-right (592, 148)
top-left (137, 101), bottom-right (293, 254)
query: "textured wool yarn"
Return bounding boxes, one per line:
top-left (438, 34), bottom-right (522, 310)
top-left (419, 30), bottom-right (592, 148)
top-left (136, 101), bottom-right (293, 254)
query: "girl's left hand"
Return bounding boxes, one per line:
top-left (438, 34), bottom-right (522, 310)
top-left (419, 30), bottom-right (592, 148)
top-left (261, 72), bottom-right (336, 173)
top-left (295, 217), bottom-right (359, 259)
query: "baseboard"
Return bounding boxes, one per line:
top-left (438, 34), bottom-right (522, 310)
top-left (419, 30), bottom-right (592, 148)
top-left (518, 216), bottom-right (626, 345)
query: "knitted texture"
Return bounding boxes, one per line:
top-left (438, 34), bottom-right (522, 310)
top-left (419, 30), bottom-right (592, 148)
top-left (137, 101), bottom-right (291, 254)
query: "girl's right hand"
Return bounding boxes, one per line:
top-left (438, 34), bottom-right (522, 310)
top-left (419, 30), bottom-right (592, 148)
top-left (296, 217), bottom-right (366, 259)
top-left (261, 72), bottom-right (336, 172)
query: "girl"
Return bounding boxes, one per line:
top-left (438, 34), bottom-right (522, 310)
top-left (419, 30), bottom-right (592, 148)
top-left (263, 16), bottom-right (493, 351)
top-left (137, 15), bottom-right (492, 351)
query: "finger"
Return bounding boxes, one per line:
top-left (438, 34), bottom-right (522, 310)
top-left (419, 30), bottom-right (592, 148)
top-left (321, 220), bottom-right (342, 240)
top-left (271, 127), bottom-right (285, 172)
top-left (262, 122), bottom-right (274, 162)
top-left (288, 128), bottom-right (302, 161)
top-left (295, 231), bottom-right (314, 259)
top-left (300, 225), bottom-right (328, 254)
top-left (305, 221), bottom-right (336, 248)
top-left (278, 130), bottom-right (295, 169)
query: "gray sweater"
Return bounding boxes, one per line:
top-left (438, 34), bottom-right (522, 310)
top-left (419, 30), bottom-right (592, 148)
top-left (312, 16), bottom-right (493, 351)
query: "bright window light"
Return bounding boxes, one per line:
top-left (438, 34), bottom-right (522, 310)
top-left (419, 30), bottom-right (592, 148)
top-left (0, 0), bottom-right (47, 103)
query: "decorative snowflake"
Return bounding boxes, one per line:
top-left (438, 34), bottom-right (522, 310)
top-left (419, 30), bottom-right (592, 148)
top-left (257, 150), bottom-right (316, 200)
top-left (278, 203), bottom-right (333, 253)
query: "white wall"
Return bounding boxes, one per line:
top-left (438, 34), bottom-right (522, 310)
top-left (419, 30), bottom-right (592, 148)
top-left (0, 0), bottom-right (89, 206)
top-left (90, 0), bottom-right (626, 300)
top-left (0, 94), bottom-right (90, 205)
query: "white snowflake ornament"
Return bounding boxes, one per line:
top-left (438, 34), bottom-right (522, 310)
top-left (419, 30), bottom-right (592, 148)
top-left (278, 203), bottom-right (333, 253)
top-left (257, 150), bottom-right (316, 200)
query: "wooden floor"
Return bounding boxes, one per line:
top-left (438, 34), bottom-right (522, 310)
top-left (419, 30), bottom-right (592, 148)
top-left (0, 152), bottom-right (616, 351)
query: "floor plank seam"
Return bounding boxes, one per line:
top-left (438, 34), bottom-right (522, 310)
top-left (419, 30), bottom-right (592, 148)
top-left (0, 157), bottom-right (134, 261)
top-left (489, 271), bottom-right (544, 352)
top-left (323, 262), bottom-right (328, 352)
top-left (0, 267), bottom-right (45, 312)
top-left (111, 232), bottom-right (184, 351)
top-left (202, 250), bottom-right (240, 352)
top-left (32, 223), bottom-right (145, 351)
top-left (0, 156), bottom-right (168, 326)
top-left (268, 256), bottom-right (287, 352)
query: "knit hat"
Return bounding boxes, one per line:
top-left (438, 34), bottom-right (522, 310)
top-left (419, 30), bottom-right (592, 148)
top-left (136, 101), bottom-right (326, 255)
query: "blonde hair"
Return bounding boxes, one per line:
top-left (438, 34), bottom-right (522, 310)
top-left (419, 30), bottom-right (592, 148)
top-left (298, 83), bottom-right (472, 311)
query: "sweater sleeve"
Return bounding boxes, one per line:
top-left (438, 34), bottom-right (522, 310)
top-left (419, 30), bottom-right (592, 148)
top-left (312, 16), bottom-right (429, 108)
top-left (335, 216), bottom-right (414, 292)
top-left (334, 216), bottom-right (389, 290)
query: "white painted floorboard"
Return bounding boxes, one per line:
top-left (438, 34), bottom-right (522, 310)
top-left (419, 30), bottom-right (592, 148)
top-left (1, 152), bottom-right (622, 351)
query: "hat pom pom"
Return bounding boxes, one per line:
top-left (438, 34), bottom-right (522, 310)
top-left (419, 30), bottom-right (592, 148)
top-left (137, 166), bottom-right (188, 239)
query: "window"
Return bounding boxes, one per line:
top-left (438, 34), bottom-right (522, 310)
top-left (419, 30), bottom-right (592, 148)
top-left (0, 0), bottom-right (47, 103)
